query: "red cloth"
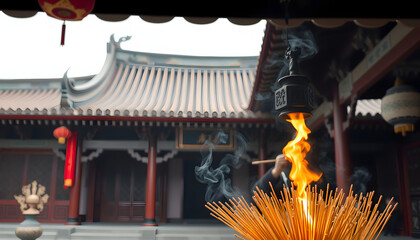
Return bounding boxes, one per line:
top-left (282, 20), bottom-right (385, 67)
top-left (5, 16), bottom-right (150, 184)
top-left (64, 131), bottom-right (77, 188)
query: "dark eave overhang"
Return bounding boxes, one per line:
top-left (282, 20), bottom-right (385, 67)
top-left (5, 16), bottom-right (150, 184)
top-left (1, 0), bottom-right (420, 19)
top-left (0, 114), bottom-right (275, 128)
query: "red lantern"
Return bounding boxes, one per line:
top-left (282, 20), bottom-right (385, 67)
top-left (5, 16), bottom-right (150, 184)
top-left (53, 126), bottom-right (72, 144)
top-left (38, 0), bottom-right (95, 45)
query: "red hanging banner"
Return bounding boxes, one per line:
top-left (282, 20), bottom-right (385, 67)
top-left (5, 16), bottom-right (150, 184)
top-left (64, 131), bottom-right (78, 188)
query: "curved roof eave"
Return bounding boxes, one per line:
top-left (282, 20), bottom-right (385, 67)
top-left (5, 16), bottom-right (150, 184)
top-left (64, 35), bottom-right (119, 98)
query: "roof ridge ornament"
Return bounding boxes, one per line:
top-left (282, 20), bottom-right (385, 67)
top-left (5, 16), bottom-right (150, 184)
top-left (110, 34), bottom-right (132, 49)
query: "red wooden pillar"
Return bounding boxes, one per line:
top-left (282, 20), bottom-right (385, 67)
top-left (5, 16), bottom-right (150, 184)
top-left (258, 128), bottom-right (267, 178)
top-left (143, 130), bottom-right (158, 226)
top-left (332, 83), bottom-right (352, 193)
top-left (66, 133), bottom-right (83, 225)
top-left (396, 144), bottom-right (413, 236)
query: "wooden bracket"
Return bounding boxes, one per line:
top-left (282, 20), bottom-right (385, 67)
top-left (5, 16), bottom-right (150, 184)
top-left (343, 94), bottom-right (358, 131)
top-left (324, 118), bottom-right (334, 138)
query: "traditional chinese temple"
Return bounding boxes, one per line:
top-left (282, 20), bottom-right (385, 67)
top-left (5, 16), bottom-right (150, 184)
top-left (2, 1), bottom-right (420, 238)
top-left (0, 34), bottom-right (281, 225)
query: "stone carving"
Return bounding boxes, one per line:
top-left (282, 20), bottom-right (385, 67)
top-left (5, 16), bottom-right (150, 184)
top-left (14, 181), bottom-right (49, 215)
top-left (14, 181), bottom-right (49, 240)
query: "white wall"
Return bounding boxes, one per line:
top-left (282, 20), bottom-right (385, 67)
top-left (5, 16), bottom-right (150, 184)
top-left (166, 158), bottom-right (184, 219)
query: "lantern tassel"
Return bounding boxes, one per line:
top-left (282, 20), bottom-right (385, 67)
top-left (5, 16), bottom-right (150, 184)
top-left (61, 21), bottom-right (66, 46)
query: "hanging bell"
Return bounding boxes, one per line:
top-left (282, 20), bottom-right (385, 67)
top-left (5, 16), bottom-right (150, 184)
top-left (275, 46), bottom-right (314, 120)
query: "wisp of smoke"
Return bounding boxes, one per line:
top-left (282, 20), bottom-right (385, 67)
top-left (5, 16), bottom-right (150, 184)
top-left (283, 26), bottom-right (318, 61)
top-left (351, 167), bottom-right (371, 194)
top-left (194, 129), bottom-right (247, 202)
top-left (254, 92), bottom-right (272, 101)
top-left (315, 130), bottom-right (337, 188)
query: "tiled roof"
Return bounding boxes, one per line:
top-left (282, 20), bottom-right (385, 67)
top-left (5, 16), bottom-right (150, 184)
top-left (354, 99), bottom-right (381, 117)
top-left (0, 88), bottom-right (60, 114)
top-left (0, 35), bottom-right (271, 121)
top-left (77, 65), bottom-right (256, 118)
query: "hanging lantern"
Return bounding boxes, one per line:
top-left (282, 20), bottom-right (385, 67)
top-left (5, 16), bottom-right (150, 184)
top-left (38, 0), bottom-right (95, 45)
top-left (53, 126), bottom-right (72, 144)
top-left (275, 46), bottom-right (314, 120)
top-left (381, 78), bottom-right (420, 136)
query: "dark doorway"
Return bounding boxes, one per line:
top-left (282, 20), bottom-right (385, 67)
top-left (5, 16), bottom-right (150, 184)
top-left (98, 151), bottom-right (147, 222)
top-left (182, 152), bottom-right (229, 220)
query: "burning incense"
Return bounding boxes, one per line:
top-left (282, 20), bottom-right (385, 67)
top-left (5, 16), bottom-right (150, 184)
top-left (251, 154), bottom-right (285, 165)
top-left (206, 184), bottom-right (397, 240)
top-left (207, 112), bottom-right (397, 239)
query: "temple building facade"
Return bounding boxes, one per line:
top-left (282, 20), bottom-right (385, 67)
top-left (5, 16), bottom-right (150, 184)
top-left (0, 35), bottom-right (278, 224)
top-left (1, 21), bottom-right (420, 238)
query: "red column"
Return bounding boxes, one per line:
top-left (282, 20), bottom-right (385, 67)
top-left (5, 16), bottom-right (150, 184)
top-left (258, 128), bottom-right (267, 178)
top-left (332, 83), bottom-right (352, 193)
top-left (143, 130), bottom-right (158, 226)
top-left (66, 133), bottom-right (83, 225)
top-left (396, 144), bottom-right (413, 235)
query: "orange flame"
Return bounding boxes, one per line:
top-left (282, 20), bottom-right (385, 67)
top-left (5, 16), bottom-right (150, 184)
top-left (282, 113), bottom-right (322, 199)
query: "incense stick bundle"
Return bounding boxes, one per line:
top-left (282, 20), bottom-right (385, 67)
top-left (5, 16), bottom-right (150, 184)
top-left (206, 184), bottom-right (397, 240)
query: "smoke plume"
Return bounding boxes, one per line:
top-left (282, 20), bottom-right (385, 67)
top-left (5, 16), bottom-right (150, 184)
top-left (283, 27), bottom-right (318, 61)
top-left (194, 129), bottom-right (247, 202)
top-left (315, 130), bottom-right (336, 188)
top-left (351, 166), bottom-right (372, 194)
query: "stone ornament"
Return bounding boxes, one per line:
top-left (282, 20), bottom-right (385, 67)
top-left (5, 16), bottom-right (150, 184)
top-left (14, 181), bottom-right (49, 240)
top-left (14, 181), bottom-right (49, 215)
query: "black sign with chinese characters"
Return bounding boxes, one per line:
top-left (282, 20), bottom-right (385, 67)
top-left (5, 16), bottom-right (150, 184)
top-left (176, 127), bottom-right (236, 150)
top-left (275, 86), bottom-right (287, 110)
